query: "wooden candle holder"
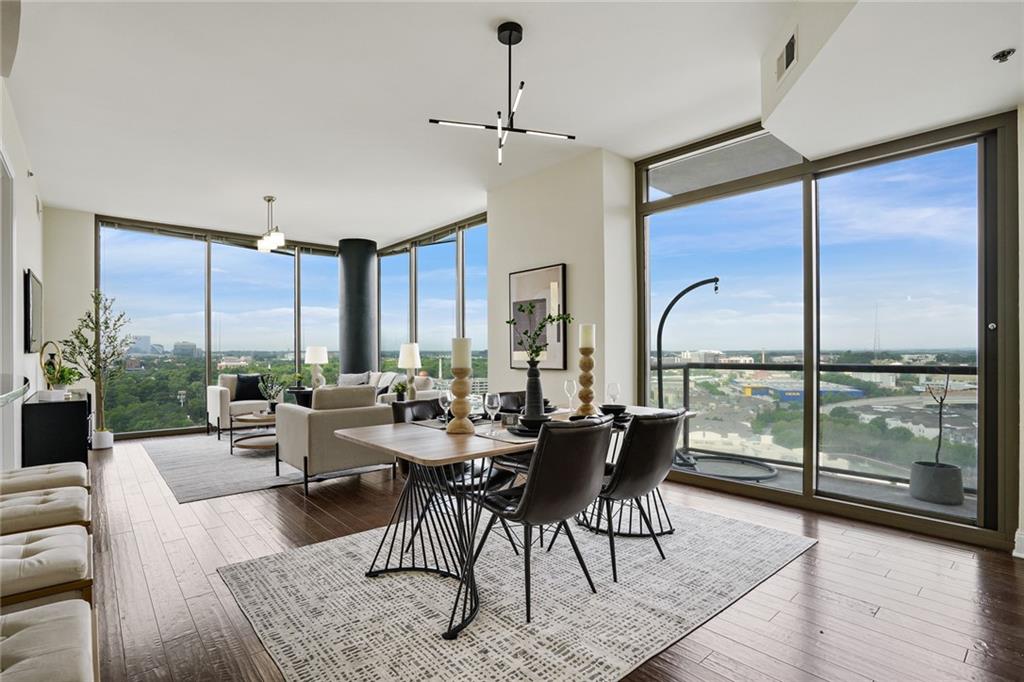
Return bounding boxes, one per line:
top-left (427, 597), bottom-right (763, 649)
top-left (446, 367), bottom-right (475, 434)
top-left (576, 347), bottom-right (596, 416)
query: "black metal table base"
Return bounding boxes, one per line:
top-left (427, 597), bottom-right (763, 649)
top-left (366, 460), bottom-right (495, 640)
top-left (575, 487), bottom-right (675, 537)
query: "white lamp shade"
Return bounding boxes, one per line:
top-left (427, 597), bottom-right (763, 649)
top-left (398, 342), bottom-right (421, 369)
top-left (304, 345), bottom-right (328, 364)
top-left (269, 230), bottom-right (286, 248)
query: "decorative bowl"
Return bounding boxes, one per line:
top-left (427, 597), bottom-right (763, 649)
top-left (600, 404), bottom-right (627, 417)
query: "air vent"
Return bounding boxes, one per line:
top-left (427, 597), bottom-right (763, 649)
top-left (776, 32), bottom-right (797, 82)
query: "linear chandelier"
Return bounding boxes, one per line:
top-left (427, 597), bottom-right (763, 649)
top-left (256, 195), bottom-right (285, 252)
top-left (428, 21), bottom-right (575, 165)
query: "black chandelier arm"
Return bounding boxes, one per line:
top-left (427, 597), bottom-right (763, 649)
top-left (428, 119), bottom-right (574, 140)
top-left (655, 276), bottom-right (719, 409)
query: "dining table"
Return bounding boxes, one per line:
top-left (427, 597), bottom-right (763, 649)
top-left (333, 405), bottom-right (689, 639)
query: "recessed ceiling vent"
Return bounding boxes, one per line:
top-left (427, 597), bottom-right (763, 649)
top-left (775, 31), bottom-right (798, 83)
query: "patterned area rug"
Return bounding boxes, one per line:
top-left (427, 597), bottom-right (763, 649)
top-left (219, 503), bottom-right (815, 680)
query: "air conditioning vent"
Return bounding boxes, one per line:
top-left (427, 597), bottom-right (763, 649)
top-left (776, 33), bottom-right (797, 82)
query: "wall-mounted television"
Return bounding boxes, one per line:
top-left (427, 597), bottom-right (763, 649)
top-left (24, 269), bottom-right (41, 353)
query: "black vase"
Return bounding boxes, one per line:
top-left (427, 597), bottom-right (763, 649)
top-left (268, 401), bottom-right (278, 414)
top-left (523, 359), bottom-right (546, 421)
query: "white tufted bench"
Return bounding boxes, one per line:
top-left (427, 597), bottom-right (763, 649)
top-left (0, 599), bottom-right (96, 681)
top-left (0, 487), bottom-right (91, 535)
top-left (0, 463), bottom-right (91, 495)
top-left (1, 525), bottom-right (93, 611)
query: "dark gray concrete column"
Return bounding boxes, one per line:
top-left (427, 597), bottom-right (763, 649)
top-left (338, 238), bottom-right (378, 373)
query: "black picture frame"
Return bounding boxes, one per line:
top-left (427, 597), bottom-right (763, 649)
top-left (24, 269), bottom-right (42, 353)
top-left (508, 263), bottom-right (567, 370)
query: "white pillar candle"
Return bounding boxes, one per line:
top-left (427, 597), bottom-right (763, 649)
top-left (452, 337), bottom-right (472, 369)
top-left (579, 324), bottom-right (596, 349)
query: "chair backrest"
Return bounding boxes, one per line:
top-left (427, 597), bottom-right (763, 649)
top-left (391, 398), bottom-right (443, 423)
top-left (514, 416), bottom-right (614, 526)
top-left (311, 385), bottom-right (376, 410)
top-left (499, 391), bottom-right (525, 413)
top-left (603, 410), bottom-right (685, 501)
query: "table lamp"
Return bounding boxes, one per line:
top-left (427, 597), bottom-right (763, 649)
top-left (397, 342), bottom-right (422, 399)
top-left (305, 345), bottom-right (329, 389)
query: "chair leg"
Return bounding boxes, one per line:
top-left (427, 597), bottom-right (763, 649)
top-left (498, 518), bottom-right (520, 555)
top-left (523, 523), bottom-right (532, 623)
top-left (303, 456), bottom-right (309, 496)
top-left (391, 461), bottom-right (396, 478)
top-left (275, 445), bottom-right (280, 477)
top-left (206, 415), bottom-right (210, 435)
top-left (562, 522), bottom-right (596, 594)
top-left (472, 513), bottom-right (498, 565)
top-left (216, 418), bottom-right (221, 440)
top-left (545, 521), bottom-right (562, 552)
top-left (606, 497), bottom-right (618, 583)
top-left (635, 497), bottom-right (666, 559)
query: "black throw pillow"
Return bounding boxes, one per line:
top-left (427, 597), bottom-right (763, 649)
top-left (235, 374), bottom-right (264, 401)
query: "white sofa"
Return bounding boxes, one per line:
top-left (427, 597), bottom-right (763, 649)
top-left (206, 374), bottom-right (269, 439)
top-left (276, 385), bottom-right (396, 495)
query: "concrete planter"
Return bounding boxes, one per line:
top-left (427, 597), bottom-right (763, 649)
top-left (909, 461), bottom-right (964, 505)
top-left (92, 430), bottom-right (114, 450)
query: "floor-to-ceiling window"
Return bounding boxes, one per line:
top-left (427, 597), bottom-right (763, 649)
top-left (637, 114), bottom-right (1017, 546)
top-left (211, 242), bottom-right (295, 383)
top-left (416, 235), bottom-right (457, 382)
top-left (299, 249), bottom-right (340, 385)
top-left (379, 250), bottom-right (410, 372)
top-left (100, 225), bottom-right (207, 432)
top-left (463, 224), bottom-right (488, 389)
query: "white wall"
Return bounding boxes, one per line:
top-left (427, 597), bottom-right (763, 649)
top-left (487, 149), bottom-right (636, 407)
top-left (0, 78), bottom-right (44, 469)
top-left (42, 207), bottom-right (96, 399)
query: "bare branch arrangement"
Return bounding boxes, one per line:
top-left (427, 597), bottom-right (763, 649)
top-left (505, 301), bottom-right (573, 362)
top-left (925, 373), bottom-right (951, 464)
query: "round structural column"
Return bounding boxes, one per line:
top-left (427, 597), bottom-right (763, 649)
top-left (338, 238), bottom-right (378, 373)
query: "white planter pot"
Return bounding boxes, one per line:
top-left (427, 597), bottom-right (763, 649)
top-left (37, 389), bottom-right (68, 401)
top-left (92, 430), bottom-right (114, 450)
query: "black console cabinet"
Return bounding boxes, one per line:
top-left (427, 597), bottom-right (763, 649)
top-left (21, 390), bottom-right (92, 467)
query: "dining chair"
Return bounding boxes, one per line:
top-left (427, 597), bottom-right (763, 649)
top-left (473, 416), bottom-right (614, 623)
top-left (595, 409), bottom-right (685, 582)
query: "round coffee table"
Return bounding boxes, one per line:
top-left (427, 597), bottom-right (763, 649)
top-left (231, 412), bottom-right (276, 455)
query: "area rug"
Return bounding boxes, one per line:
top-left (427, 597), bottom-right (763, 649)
top-left (143, 435), bottom-right (304, 503)
top-left (219, 503), bottom-right (815, 681)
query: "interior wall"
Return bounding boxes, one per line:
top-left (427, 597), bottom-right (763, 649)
top-left (487, 148), bottom-right (636, 407)
top-left (1017, 105), bottom-right (1023, 559)
top-left (0, 78), bottom-right (43, 469)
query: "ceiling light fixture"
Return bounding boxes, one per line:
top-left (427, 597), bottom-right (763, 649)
top-left (992, 48), bottom-right (1016, 63)
top-left (429, 21), bottom-right (576, 166)
top-left (256, 195), bottom-right (285, 252)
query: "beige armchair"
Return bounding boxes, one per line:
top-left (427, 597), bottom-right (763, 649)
top-left (207, 374), bottom-right (269, 439)
top-left (276, 385), bottom-right (395, 495)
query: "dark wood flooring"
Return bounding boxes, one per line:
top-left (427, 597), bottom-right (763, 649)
top-left (91, 439), bottom-right (1024, 681)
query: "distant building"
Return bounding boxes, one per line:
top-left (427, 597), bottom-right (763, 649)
top-left (735, 379), bottom-right (864, 403)
top-left (128, 335), bottom-right (152, 356)
top-left (901, 353), bottom-right (937, 364)
top-left (723, 355), bottom-right (754, 364)
top-left (124, 357), bottom-right (145, 371)
top-left (173, 341), bottom-right (198, 358)
top-left (217, 356), bottom-right (251, 370)
top-left (859, 372), bottom-right (897, 389)
top-left (771, 355), bottom-right (799, 364)
top-left (679, 350), bottom-right (723, 364)
top-left (149, 343), bottom-right (165, 355)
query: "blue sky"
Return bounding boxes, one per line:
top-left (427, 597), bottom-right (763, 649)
top-left (649, 142), bottom-right (979, 352)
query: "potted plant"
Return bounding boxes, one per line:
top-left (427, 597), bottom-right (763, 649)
top-left (909, 374), bottom-right (964, 505)
top-left (259, 373), bottom-right (288, 413)
top-left (506, 301), bottom-right (573, 429)
top-left (61, 290), bottom-right (133, 450)
top-left (48, 365), bottom-right (82, 392)
top-left (393, 381), bottom-right (408, 402)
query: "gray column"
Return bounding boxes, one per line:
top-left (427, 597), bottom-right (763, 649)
top-left (338, 238), bottom-right (378, 373)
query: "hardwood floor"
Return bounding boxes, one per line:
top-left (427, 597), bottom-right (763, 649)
top-left (91, 439), bottom-right (1024, 681)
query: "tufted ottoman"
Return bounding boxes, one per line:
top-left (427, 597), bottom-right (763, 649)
top-left (1, 525), bottom-right (93, 611)
top-left (0, 487), bottom-right (91, 535)
top-left (0, 599), bottom-right (96, 681)
top-left (0, 463), bottom-right (91, 495)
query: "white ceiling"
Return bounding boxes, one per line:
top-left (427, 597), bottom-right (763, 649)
top-left (9, 1), bottom-right (793, 246)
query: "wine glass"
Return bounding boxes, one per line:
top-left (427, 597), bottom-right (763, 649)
top-left (563, 378), bottom-right (577, 410)
top-left (484, 393), bottom-right (501, 434)
top-left (437, 391), bottom-right (451, 423)
top-left (607, 381), bottom-right (621, 404)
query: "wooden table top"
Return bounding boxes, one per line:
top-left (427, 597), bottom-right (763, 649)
top-left (235, 412), bottom-right (276, 424)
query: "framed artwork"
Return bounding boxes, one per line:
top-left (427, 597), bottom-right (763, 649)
top-left (508, 263), bottom-right (567, 370)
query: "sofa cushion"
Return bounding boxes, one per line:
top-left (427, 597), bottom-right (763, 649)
top-left (0, 525), bottom-right (90, 597)
top-left (228, 400), bottom-right (269, 416)
top-left (235, 374), bottom-right (264, 401)
top-left (337, 371), bottom-right (370, 387)
top-left (312, 385), bottom-right (376, 410)
top-left (0, 463), bottom-right (90, 495)
top-left (0, 600), bottom-right (94, 681)
top-left (218, 374), bottom-right (238, 400)
top-left (0, 487), bottom-right (90, 535)
top-left (367, 371), bottom-right (382, 388)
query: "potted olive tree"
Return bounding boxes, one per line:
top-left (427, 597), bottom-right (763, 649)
top-left (61, 291), bottom-right (133, 450)
top-left (909, 374), bottom-right (964, 505)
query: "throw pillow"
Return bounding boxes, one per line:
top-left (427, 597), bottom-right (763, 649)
top-left (337, 371), bottom-right (370, 386)
top-left (235, 374), bottom-right (264, 401)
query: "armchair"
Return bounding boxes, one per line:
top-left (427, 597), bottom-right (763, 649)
top-left (276, 385), bottom-right (395, 495)
top-left (207, 374), bottom-right (269, 439)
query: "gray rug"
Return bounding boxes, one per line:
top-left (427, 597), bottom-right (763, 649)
top-left (143, 435), bottom-right (304, 503)
top-left (219, 503), bottom-right (815, 681)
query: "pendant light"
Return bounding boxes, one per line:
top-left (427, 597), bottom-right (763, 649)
top-left (256, 195), bottom-right (285, 252)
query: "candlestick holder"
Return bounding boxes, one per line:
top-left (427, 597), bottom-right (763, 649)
top-left (576, 347), bottom-right (596, 416)
top-left (446, 367), bottom-right (475, 434)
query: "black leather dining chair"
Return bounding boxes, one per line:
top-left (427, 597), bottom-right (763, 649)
top-left (498, 391), bottom-right (526, 413)
top-left (474, 416), bottom-right (614, 622)
top-left (597, 409), bottom-right (685, 582)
